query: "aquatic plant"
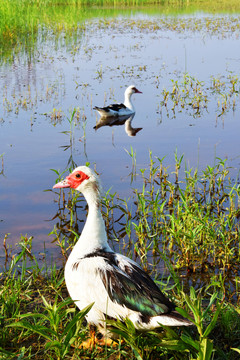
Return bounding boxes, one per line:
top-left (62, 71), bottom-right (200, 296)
top-left (48, 151), bottom-right (240, 293)
top-left (0, 153), bottom-right (4, 175)
top-left (1, 198), bottom-right (240, 358)
top-left (1, 0), bottom-right (240, 65)
top-left (159, 72), bottom-right (240, 118)
top-left (1, 1), bottom-right (240, 358)
top-left (0, 154), bottom-right (239, 359)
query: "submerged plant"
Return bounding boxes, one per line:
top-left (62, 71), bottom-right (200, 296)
top-left (0, 153), bottom-right (4, 176)
top-left (125, 146), bottom-right (137, 181)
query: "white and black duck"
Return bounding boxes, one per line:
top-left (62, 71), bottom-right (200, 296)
top-left (93, 85), bottom-right (142, 117)
top-left (53, 166), bottom-right (192, 340)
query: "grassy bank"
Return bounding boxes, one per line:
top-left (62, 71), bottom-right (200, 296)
top-left (1, 155), bottom-right (239, 359)
top-left (1, 0), bottom-right (240, 64)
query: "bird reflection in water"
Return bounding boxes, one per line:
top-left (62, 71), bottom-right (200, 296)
top-left (93, 113), bottom-right (142, 137)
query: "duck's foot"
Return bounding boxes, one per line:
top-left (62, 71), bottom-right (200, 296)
top-left (96, 337), bottom-right (119, 347)
top-left (80, 337), bottom-right (118, 349)
top-left (80, 325), bottom-right (120, 349)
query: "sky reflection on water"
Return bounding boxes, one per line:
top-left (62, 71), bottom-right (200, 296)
top-left (0, 14), bottom-right (240, 263)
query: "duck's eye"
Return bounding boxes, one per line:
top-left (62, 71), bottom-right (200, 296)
top-left (75, 173), bottom-right (81, 178)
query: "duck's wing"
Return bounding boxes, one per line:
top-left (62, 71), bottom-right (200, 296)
top-left (94, 103), bottom-right (126, 112)
top-left (108, 103), bottom-right (126, 111)
top-left (96, 251), bottom-right (175, 317)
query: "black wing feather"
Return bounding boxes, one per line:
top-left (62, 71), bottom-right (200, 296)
top-left (86, 250), bottom-right (175, 316)
top-left (94, 103), bottom-right (126, 112)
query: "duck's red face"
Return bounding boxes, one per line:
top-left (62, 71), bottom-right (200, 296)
top-left (53, 170), bottom-right (90, 189)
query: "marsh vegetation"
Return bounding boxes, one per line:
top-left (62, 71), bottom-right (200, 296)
top-left (0, 0), bottom-right (240, 359)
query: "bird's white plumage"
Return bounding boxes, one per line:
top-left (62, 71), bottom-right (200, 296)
top-left (65, 256), bottom-right (131, 325)
top-left (53, 166), bottom-right (193, 335)
top-left (94, 85), bottom-right (142, 118)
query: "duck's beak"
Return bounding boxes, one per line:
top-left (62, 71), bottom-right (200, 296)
top-left (53, 178), bottom-right (70, 189)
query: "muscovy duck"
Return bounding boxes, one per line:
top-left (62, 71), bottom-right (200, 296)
top-left (93, 85), bottom-right (142, 117)
top-left (53, 166), bottom-right (192, 343)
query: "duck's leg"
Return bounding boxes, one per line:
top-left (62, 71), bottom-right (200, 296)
top-left (80, 324), bottom-right (97, 348)
top-left (95, 328), bottom-right (122, 348)
top-left (81, 325), bottom-right (121, 349)
top-left (96, 334), bottom-right (119, 347)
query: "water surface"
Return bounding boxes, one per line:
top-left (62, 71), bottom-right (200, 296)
top-left (0, 11), bottom-right (240, 264)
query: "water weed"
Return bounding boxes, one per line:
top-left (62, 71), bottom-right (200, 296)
top-left (1, 2), bottom-right (240, 358)
top-left (1, 153), bottom-right (240, 358)
top-left (0, 153), bottom-right (4, 176)
top-left (159, 72), bottom-right (240, 119)
top-left (1, 3), bottom-right (240, 66)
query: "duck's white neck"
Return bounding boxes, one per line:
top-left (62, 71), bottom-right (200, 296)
top-left (70, 186), bottom-right (111, 258)
top-left (124, 91), bottom-right (135, 111)
top-left (125, 119), bottom-right (133, 132)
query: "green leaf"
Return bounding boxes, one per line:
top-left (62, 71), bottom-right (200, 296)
top-left (62, 303), bottom-right (93, 339)
top-left (181, 334), bottom-right (199, 351)
top-left (41, 294), bottom-right (51, 309)
top-left (164, 326), bottom-right (179, 339)
top-left (199, 338), bottom-right (214, 360)
top-left (202, 292), bottom-right (218, 319)
top-left (183, 293), bottom-right (198, 317)
top-left (45, 340), bottom-right (62, 351)
top-left (7, 320), bottom-right (54, 341)
top-left (132, 348), bottom-right (143, 360)
top-left (232, 348), bottom-right (240, 354)
top-left (203, 303), bottom-right (221, 338)
top-left (160, 338), bottom-right (190, 351)
top-left (175, 307), bottom-right (196, 326)
top-left (0, 347), bottom-right (14, 356)
top-left (16, 312), bottom-right (48, 321)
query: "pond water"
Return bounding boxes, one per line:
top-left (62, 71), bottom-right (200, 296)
top-left (0, 9), bottom-right (240, 265)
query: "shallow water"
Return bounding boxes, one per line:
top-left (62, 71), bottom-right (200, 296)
top-left (0, 12), bottom-right (240, 264)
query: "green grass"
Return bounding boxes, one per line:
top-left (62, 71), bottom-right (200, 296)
top-left (1, 0), bottom-right (240, 64)
top-left (102, 152), bottom-right (240, 277)
top-left (1, 153), bottom-right (240, 359)
top-left (159, 73), bottom-right (240, 118)
top-left (1, 2), bottom-right (240, 358)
